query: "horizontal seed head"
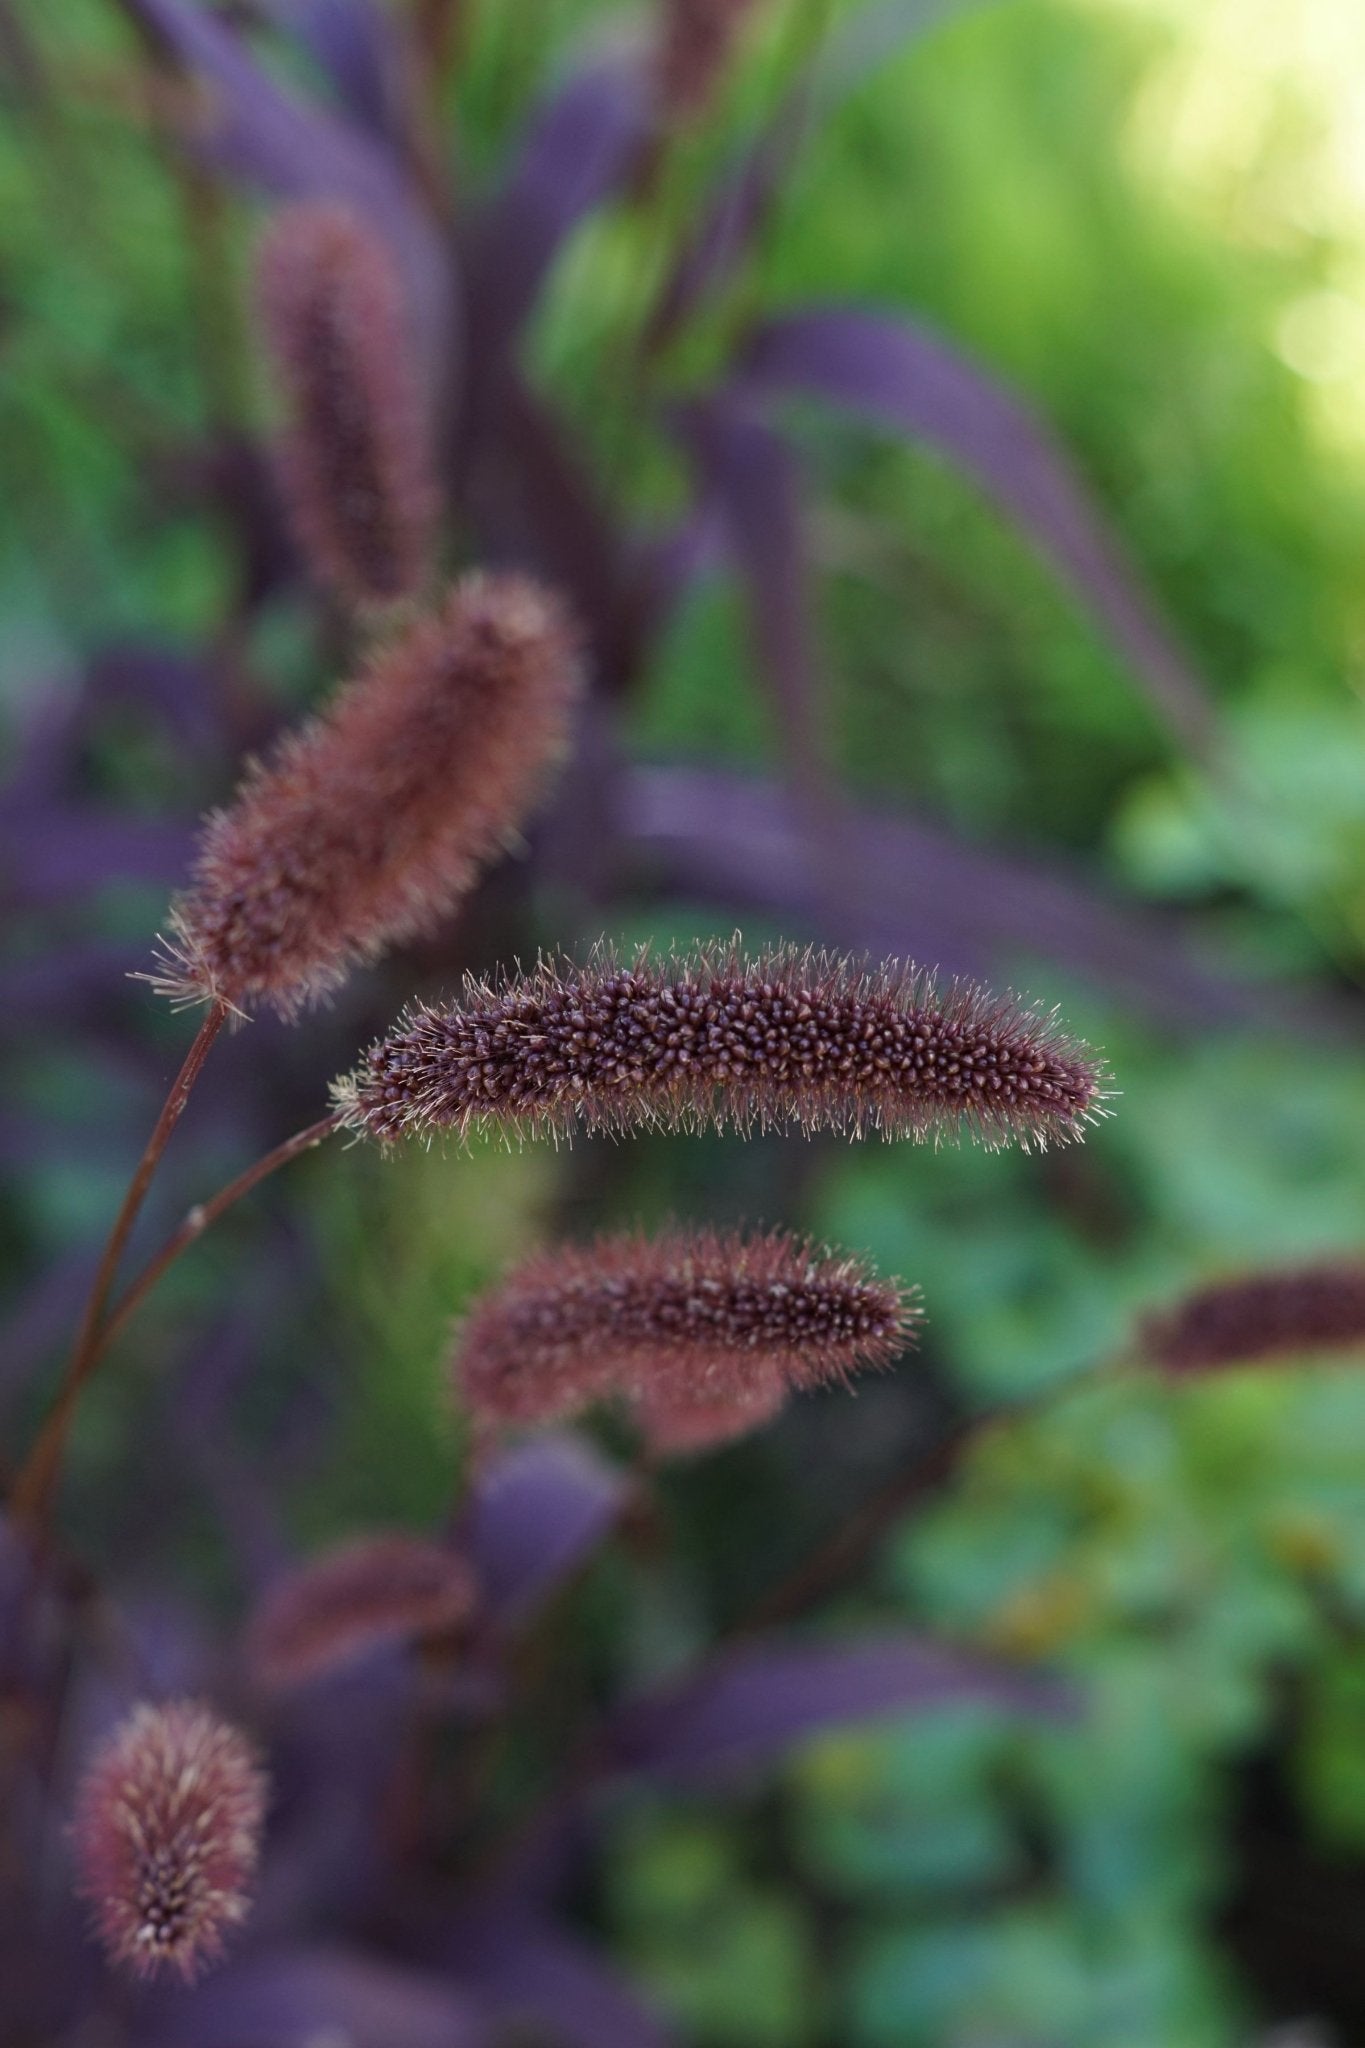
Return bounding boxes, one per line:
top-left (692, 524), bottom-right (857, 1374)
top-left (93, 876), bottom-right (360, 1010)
top-left (246, 1532), bottom-right (476, 1690)
top-left (334, 941), bottom-right (1110, 1151)
top-left (257, 201), bottom-right (438, 609)
top-left (452, 1224), bottom-right (919, 1446)
top-left (71, 1700), bottom-right (266, 1984)
top-left (1143, 1262), bottom-right (1365, 1375)
top-left (156, 573), bottom-right (582, 1019)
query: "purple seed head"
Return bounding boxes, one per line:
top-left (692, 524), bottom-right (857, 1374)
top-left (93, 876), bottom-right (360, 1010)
top-left (246, 1532), bottom-right (477, 1690)
top-left (71, 1700), bottom-right (266, 1984)
top-left (155, 573), bottom-right (582, 1019)
top-left (256, 201), bottom-right (438, 609)
top-left (451, 1223), bottom-right (919, 1437)
top-left (1143, 1261), bottom-right (1365, 1375)
top-left (334, 942), bottom-right (1110, 1151)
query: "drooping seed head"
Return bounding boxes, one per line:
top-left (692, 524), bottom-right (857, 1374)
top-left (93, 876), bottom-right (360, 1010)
top-left (1143, 1262), bottom-right (1365, 1375)
top-left (256, 201), bottom-right (438, 609)
top-left (451, 1224), bottom-right (919, 1440)
top-left (632, 1361), bottom-right (789, 1456)
top-left (656, 0), bottom-right (762, 124)
top-left (71, 1700), bottom-right (266, 1984)
top-left (334, 942), bottom-right (1109, 1151)
top-left (246, 1532), bottom-right (477, 1690)
top-left (156, 573), bottom-right (581, 1018)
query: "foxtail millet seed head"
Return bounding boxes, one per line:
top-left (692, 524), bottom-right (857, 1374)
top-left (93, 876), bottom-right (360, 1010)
top-left (155, 573), bottom-right (582, 1019)
top-left (256, 201), bottom-right (438, 609)
top-left (71, 1700), bottom-right (266, 1984)
top-left (632, 1361), bottom-right (788, 1456)
top-left (246, 1532), bottom-right (477, 1690)
top-left (451, 1224), bottom-right (919, 1434)
top-left (1143, 1261), bottom-right (1365, 1375)
top-left (333, 942), bottom-right (1110, 1150)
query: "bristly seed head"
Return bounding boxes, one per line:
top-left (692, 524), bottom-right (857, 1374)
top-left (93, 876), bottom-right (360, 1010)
top-left (333, 941), bottom-right (1110, 1151)
top-left (155, 573), bottom-right (582, 1019)
top-left (451, 1223), bottom-right (919, 1449)
top-left (71, 1700), bottom-right (266, 1984)
top-left (256, 200), bottom-right (438, 609)
top-left (1143, 1261), bottom-right (1365, 1375)
top-left (246, 1532), bottom-right (477, 1690)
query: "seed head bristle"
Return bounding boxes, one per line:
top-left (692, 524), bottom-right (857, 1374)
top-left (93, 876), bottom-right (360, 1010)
top-left (1143, 1261), bottom-right (1365, 1375)
top-left (71, 1700), bottom-right (266, 1984)
top-left (256, 201), bottom-right (438, 609)
top-left (333, 941), bottom-right (1110, 1152)
top-left (451, 1224), bottom-right (919, 1443)
top-left (154, 573), bottom-right (582, 1019)
top-left (246, 1532), bottom-right (476, 1690)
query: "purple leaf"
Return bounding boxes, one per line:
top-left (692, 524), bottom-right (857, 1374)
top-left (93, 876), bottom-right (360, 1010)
top-left (605, 1633), bottom-right (1076, 1785)
top-left (2, 808), bottom-right (194, 904)
top-left (461, 1433), bottom-right (629, 1631)
top-left (740, 307), bottom-right (1216, 754)
top-left (619, 763), bottom-right (1322, 1032)
top-left (467, 54), bottom-right (647, 352)
top-left (673, 398), bottom-right (848, 916)
top-left (247, 0), bottom-right (407, 140)
top-left (442, 1909), bottom-right (672, 2048)
top-left (146, 1946), bottom-right (485, 2048)
top-left (112, 0), bottom-right (454, 373)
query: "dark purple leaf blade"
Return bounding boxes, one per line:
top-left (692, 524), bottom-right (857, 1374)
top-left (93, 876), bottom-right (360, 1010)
top-left (442, 1909), bottom-right (673, 2048)
top-left (461, 1433), bottom-right (630, 1630)
top-left (618, 764), bottom-right (1327, 1033)
top-left (467, 54), bottom-right (648, 353)
top-left (673, 397), bottom-right (850, 922)
top-left (741, 307), bottom-right (1216, 754)
top-left (604, 1632), bottom-right (1075, 1785)
top-left (146, 1946), bottom-right (485, 2048)
top-left (247, 0), bottom-right (406, 140)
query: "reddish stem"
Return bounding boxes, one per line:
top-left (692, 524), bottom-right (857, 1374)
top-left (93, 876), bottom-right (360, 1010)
top-left (95, 1113), bottom-right (340, 1360)
top-left (11, 1001), bottom-right (227, 1530)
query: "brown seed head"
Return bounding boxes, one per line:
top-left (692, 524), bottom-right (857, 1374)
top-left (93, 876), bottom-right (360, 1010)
top-left (245, 1532), bottom-right (477, 1690)
top-left (334, 942), bottom-right (1109, 1150)
top-left (71, 1700), bottom-right (266, 1984)
top-left (157, 574), bottom-right (582, 1018)
top-left (1143, 1261), bottom-right (1365, 1375)
top-left (256, 201), bottom-right (438, 609)
top-left (452, 1224), bottom-right (919, 1438)
top-left (656, 0), bottom-right (762, 124)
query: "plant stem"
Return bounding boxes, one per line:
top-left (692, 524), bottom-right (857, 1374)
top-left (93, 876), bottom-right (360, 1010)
top-left (96, 1113), bottom-right (341, 1361)
top-left (11, 1002), bottom-right (228, 1529)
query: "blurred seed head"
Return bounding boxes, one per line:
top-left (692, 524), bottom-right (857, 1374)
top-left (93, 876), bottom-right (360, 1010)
top-left (156, 573), bottom-right (582, 1019)
top-left (1143, 1262), bottom-right (1365, 1375)
top-left (656, 0), bottom-right (761, 124)
top-left (246, 1532), bottom-right (477, 1690)
top-left (452, 1223), bottom-right (919, 1438)
top-left (256, 201), bottom-right (438, 610)
top-left (71, 1700), bottom-right (266, 1984)
top-left (335, 942), bottom-right (1109, 1150)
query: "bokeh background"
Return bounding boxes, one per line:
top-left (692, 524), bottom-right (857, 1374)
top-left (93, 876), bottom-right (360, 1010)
top-left (6, 0), bottom-right (1365, 2042)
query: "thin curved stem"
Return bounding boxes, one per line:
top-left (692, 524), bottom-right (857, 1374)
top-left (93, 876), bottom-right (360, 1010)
top-left (96, 1112), bottom-right (341, 1360)
top-left (11, 1001), bottom-right (227, 1531)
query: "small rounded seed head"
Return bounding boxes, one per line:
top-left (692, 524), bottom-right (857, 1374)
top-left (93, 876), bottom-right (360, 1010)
top-left (256, 200), bottom-right (438, 609)
top-left (452, 1224), bottom-right (919, 1441)
top-left (335, 942), bottom-right (1109, 1152)
top-left (71, 1700), bottom-right (266, 1984)
top-left (1143, 1262), bottom-right (1365, 1375)
top-left (246, 1532), bottom-right (477, 1690)
top-left (157, 573), bottom-right (582, 1019)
